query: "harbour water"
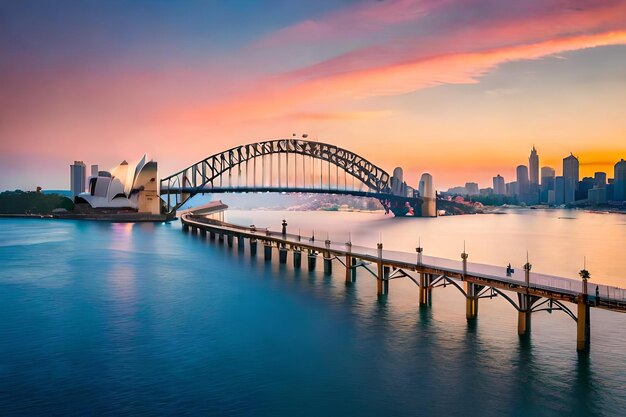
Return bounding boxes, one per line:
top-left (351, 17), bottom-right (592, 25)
top-left (1, 209), bottom-right (625, 416)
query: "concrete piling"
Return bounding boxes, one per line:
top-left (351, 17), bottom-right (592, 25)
top-left (308, 250), bottom-right (317, 271)
top-left (293, 250), bottom-right (302, 268)
top-left (279, 246), bottom-right (288, 264)
top-left (419, 272), bottom-right (431, 305)
top-left (577, 301), bottom-right (590, 352)
top-left (323, 253), bottom-right (332, 275)
top-left (465, 282), bottom-right (481, 320)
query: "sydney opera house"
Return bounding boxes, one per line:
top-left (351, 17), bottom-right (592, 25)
top-left (76, 155), bottom-right (160, 215)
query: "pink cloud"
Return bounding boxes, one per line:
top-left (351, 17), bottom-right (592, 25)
top-left (256, 0), bottom-right (444, 48)
top-left (179, 30), bottom-right (626, 124)
top-left (280, 0), bottom-right (626, 84)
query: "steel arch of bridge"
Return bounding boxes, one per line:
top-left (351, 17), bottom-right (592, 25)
top-left (160, 138), bottom-right (415, 215)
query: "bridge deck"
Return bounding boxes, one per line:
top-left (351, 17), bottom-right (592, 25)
top-left (182, 214), bottom-right (626, 313)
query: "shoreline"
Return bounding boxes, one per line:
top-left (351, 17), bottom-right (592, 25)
top-left (481, 205), bottom-right (626, 215)
top-left (0, 213), bottom-right (170, 222)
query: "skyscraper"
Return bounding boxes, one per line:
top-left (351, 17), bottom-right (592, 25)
top-left (540, 166), bottom-right (555, 203)
top-left (465, 182), bottom-right (479, 196)
top-left (540, 167), bottom-right (555, 191)
top-left (493, 174), bottom-right (505, 195)
top-left (506, 181), bottom-right (517, 197)
top-left (516, 165), bottom-right (529, 201)
top-left (615, 159), bottom-right (626, 201)
top-left (91, 164), bottom-right (99, 177)
top-left (70, 161), bottom-right (86, 198)
top-left (555, 176), bottom-right (565, 205)
top-left (563, 153), bottom-right (579, 190)
top-left (563, 153), bottom-right (579, 203)
top-left (529, 146), bottom-right (539, 185)
top-left (594, 172), bottom-right (607, 188)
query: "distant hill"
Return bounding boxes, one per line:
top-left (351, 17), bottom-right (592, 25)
top-left (0, 190), bottom-right (74, 214)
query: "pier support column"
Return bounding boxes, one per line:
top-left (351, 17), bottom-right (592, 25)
top-left (209, 231), bottom-right (216, 240)
top-left (517, 293), bottom-right (533, 336)
top-left (419, 272), bottom-right (431, 305)
top-left (264, 243), bottom-right (272, 261)
top-left (308, 251), bottom-right (317, 271)
top-left (279, 246), bottom-right (288, 264)
top-left (238, 235), bottom-right (245, 250)
top-left (577, 301), bottom-right (590, 352)
top-left (182, 224), bottom-right (189, 232)
top-left (293, 249), bottom-right (302, 268)
top-left (250, 239), bottom-right (257, 256)
top-left (465, 282), bottom-right (482, 321)
top-left (323, 253), bottom-right (332, 275)
top-left (200, 228), bottom-right (207, 237)
top-left (376, 261), bottom-right (385, 295)
top-left (227, 234), bottom-right (233, 247)
top-left (383, 266), bottom-right (390, 294)
top-left (218, 233), bottom-right (224, 244)
top-left (345, 255), bottom-right (356, 283)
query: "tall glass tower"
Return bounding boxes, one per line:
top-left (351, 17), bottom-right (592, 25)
top-left (529, 146), bottom-right (539, 185)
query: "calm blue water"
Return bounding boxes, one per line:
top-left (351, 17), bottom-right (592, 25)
top-left (1, 213), bottom-right (625, 416)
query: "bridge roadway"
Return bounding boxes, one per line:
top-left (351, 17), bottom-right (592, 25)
top-left (164, 186), bottom-right (392, 199)
top-left (162, 186), bottom-right (422, 215)
top-left (180, 208), bottom-right (626, 352)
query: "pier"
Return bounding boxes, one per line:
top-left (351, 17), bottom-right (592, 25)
top-left (181, 204), bottom-right (626, 353)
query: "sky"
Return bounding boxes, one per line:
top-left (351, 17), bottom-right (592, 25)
top-left (1, 0), bottom-right (625, 191)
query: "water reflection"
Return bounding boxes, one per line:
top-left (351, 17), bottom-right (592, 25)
top-left (3, 215), bottom-right (624, 416)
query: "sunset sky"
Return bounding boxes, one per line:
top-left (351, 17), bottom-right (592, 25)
top-left (1, 0), bottom-right (625, 191)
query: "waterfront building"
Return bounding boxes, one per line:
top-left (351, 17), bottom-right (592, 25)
top-left (579, 177), bottom-right (595, 200)
top-left (465, 182), bottom-right (479, 196)
top-left (77, 155), bottom-right (160, 214)
top-left (446, 185), bottom-right (467, 195)
top-left (563, 153), bottom-right (580, 189)
top-left (540, 166), bottom-right (555, 203)
top-left (594, 172), bottom-right (607, 188)
top-left (418, 173), bottom-right (436, 216)
top-left (70, 161), bottom-right (86, 198)
top-left (90, 164), bottom-right (99, 177)
top-left (516, 165), bottom-right (529, 202)
top-left (606, 183), bottom-right (615, 201)
top-left (564, 181), bottom-right (575, 204)
top-left (555, 176), bottom-right (565, 205)
top-left (563, 153), bottom-right (579, 203)
top-left (615, 159), bottom-right (626, 201)
top-left (493, 174), bottom-right (505, 195)
top-left (506, 181), bottom-right (517, 197)
top-left (391, 167), bottom-right (406, 197)
top-left (588, 187), bottom-right (607, 205)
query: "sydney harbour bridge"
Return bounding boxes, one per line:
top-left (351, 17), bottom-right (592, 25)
top-left (160, 139), bottom-right (435, 217)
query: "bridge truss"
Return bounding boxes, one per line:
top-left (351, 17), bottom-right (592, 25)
top-left (160, 139), bottom-right (421, 215)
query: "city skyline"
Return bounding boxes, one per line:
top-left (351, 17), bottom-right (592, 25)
top-left (1, 0), bottom-right (626, 190)
top-left (448, 144), bottom-right (626, 206)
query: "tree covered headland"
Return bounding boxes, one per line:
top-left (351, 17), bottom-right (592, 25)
top-left (0, 190), bottom-right (74, 214)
